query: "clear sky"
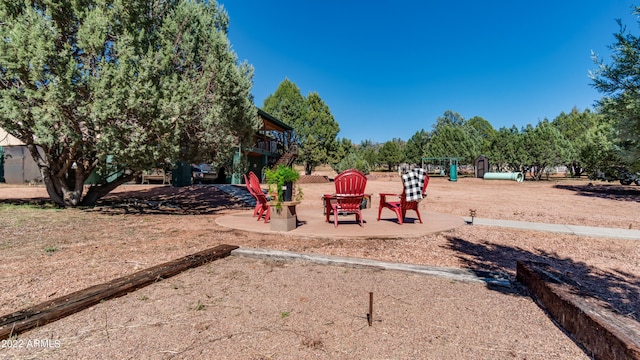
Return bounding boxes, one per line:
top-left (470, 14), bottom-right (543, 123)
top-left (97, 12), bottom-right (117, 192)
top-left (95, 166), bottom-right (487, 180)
top-left (221, 1), bottom-right (639, 144)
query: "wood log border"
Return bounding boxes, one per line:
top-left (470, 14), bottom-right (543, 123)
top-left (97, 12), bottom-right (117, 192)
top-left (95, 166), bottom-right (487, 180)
top-left (517, 260), bottom-right (640, 360)
top-left (0, 244), bottom-right (239, 339)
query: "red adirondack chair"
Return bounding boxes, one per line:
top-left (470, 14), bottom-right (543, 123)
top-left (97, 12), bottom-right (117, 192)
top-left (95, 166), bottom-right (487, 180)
top-left (377, 169), bottom-right (430, 224)
top-left (243, 173), bottom-right (260, 218)
top-left (246, 171), bottom-right (270, 223)
top-left (327, 169), bottom-right (367, 227)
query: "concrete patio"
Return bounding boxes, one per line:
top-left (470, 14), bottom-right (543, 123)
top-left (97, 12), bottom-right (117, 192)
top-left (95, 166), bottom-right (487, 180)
top-left (215, 207), bottom-right (466, 239)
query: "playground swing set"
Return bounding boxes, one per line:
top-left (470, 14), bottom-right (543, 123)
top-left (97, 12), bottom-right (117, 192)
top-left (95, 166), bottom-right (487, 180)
top-left (421, 157), bottom-right (461, 182)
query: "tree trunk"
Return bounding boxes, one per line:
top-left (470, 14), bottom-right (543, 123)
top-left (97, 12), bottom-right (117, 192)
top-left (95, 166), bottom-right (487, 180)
top-left (41, 166), bottom-right (135, 207)
top-left (41, 170), bottom-right (66, 207)
top-left (25, 144), bottom-right (69, 207)
top-left (38, 166), bottom-right (86, 207)
top-left (570, 161), bottom-right (584, 178)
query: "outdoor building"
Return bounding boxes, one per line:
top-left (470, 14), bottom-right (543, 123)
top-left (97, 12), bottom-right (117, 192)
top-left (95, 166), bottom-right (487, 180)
top-left (0, 128), bottom-right (41, 184)
top-left (0, 108), bottom-right (294, 186)
top-left (233, 109), bottom-right (294, 184)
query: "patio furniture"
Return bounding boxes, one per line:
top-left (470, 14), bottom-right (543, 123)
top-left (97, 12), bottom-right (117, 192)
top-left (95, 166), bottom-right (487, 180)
top-left (322, 193), bottom-right (372, 215)
top-left (246, 171), bottom-right (270, 223)
top-left (378, 168), bottom-right (430, 224)
top-left (141, 168), bottom-right (171, 184)
top-left (243, 173), bottom-right (260, 218)
top-left (325, 169), bottom-right (367, 227)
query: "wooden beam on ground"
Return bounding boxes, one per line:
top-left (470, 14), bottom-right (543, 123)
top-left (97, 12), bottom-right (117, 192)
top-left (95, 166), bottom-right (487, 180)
top-left (0, 244), bottom-right (238, 340)
top-left (517, 261), bottom-right (640, 360)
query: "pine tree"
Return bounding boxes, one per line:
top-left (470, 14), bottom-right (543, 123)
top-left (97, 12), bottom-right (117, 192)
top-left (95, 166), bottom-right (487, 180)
top-left (0, 0), bottom-right (259, 206)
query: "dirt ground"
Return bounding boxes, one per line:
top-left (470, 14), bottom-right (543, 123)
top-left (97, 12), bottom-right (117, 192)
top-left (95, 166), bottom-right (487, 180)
top-left (0, 172), bottom-right (639, 359)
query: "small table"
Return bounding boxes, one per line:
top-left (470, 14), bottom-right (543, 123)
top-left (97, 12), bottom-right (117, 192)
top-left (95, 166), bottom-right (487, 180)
top-left (322, 194), bottom-right (372, 222)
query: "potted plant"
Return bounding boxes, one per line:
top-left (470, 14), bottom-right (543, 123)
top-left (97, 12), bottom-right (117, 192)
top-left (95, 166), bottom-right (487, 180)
top-left (264, 165), bottom-right (302, 231)
top-left (264, 165), bottom-right (301, 203)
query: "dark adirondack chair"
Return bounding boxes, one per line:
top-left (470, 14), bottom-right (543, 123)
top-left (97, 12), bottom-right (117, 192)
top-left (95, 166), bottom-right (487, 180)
top-left (328, 169), bottom-right (368, 227)
top-left (378, 168), bottom-right (430, 224)
top-left (246, 171), bottom-right (270, 223)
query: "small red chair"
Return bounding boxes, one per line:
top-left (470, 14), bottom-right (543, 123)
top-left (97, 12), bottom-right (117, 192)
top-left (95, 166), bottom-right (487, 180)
top-left (243, 173), bottom-right (260, 218)
top-left (378, 169), bottom-right (430, 224)
top-left (245, 171), bottom-right (270, 223)
top-left (327, 169), bottom-right (367, 227)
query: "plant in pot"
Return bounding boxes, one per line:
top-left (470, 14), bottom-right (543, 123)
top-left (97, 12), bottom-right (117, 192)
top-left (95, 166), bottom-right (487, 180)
top-left (264, 165), bottom-right (301, 206)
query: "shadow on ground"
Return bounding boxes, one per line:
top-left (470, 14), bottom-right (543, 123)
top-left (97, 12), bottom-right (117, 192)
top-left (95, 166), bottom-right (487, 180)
top-left (446, 236), bottom-right (640, 323)
top-left (95, 185), bottom-right (249, 215)
top-left (0, 186), bottom-right (248, 215)
top-left (554, 183), bottom-right (640, 203)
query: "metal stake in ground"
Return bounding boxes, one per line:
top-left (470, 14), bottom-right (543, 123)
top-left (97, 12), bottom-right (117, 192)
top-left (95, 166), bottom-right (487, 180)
top-left (367, 292), bottom-right (373, 326)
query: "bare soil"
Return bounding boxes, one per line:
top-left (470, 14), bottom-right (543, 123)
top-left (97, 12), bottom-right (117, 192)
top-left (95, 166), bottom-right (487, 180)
top-left (1, 172), bottom-right (639, 359)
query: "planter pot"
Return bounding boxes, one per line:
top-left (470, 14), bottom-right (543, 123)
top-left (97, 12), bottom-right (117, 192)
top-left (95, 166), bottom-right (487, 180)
top-left (360, 197), bottom-right (368, 209)
top-left (360, 194), bottom-right (372, 209)
top-left (283, 181), bottom-right (293, 202)
top-left (269, 201), bottom-right (299, 232)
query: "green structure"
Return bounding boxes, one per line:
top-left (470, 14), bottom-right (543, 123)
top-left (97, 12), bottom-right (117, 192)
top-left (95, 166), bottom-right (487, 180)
top-left (231, 109), bottom-right (294, 184)
top-left (172, 161), bottom-right (193, 187)
top-left (84, 155), bottom-right (124, 185)
top-left (421, 157), bottom-right (461, 182)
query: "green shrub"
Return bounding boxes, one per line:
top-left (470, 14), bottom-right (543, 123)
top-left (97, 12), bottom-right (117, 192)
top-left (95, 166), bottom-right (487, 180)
top-left (264, 165), bottom-right (300, 202)
top-left (333, 153), bottom-right (371, 175)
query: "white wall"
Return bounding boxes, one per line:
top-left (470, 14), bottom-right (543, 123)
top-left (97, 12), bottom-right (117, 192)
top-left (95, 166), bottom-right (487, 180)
top-left (0, 128), bottom-right (24, 146)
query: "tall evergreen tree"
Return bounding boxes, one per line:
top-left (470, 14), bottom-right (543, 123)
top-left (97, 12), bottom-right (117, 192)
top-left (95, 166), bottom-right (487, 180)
top-left (262, 78), bottom-right (306, 151)
top-left (263, 80), bottom-right (339, 174)
top-left (378, 140), bottom-right (403, 171)
top-left (467, 116), bottom-right (496, 156)
top-left (522, 120), bottom-right (573, 180)
top-left (404, 129), bottom-right (429, 164)
top-left (298, 92), bottom-right (339, 174)
top-left (426, 111), bottom-right (480, 164)
top-left (0, 0), bottom-right (259, 206)
top-left (591, 7), bottom-right (640, 170)
top-left (551, 107), bottom-right (603, 177)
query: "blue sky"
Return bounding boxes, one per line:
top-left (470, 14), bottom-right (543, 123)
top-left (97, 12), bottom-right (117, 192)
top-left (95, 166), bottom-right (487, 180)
top-left (221, 1), bottom-right (639, 144)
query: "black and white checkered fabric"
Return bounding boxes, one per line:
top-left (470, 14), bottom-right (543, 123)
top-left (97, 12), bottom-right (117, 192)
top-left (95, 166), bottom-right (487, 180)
top-left (402, 168), bottom-right (427, 202)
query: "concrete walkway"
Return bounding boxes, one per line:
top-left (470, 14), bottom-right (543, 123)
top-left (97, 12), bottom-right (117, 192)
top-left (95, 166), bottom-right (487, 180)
top-left (464, 217), bottom-right (640, 241)
top-left (231, 247), bottom-right (511, 287)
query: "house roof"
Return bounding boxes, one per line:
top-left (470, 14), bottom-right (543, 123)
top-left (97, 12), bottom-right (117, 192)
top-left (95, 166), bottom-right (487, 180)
top-left (0, 128), bottom-right (24, 146)
top-left (258, 109), bottom-right (293, 132)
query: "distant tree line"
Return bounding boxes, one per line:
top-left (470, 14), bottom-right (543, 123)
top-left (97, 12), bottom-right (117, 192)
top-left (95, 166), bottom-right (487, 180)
top-left (338, 108), bottom-right (610, 181)
top-left (263, 78), bottom-right (620, 181)
top-left (3, 1), bottom-right (639, 209)
top-left (264, 6), bottom-right (640, 180)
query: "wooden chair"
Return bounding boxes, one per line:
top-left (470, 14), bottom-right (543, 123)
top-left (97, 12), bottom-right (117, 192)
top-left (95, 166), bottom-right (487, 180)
top-left (327, 169), bottom-right (367, 227)
top-left (378, 169), bottom-right (430, 224)
top-left (243, 173), bottom-right (260, 218)
top-left (246, 171), bottom-right (270, 223)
